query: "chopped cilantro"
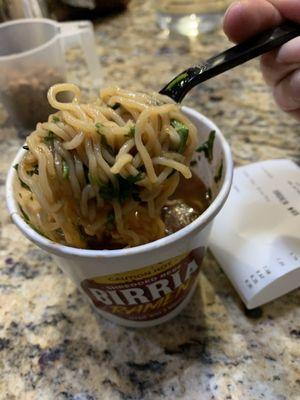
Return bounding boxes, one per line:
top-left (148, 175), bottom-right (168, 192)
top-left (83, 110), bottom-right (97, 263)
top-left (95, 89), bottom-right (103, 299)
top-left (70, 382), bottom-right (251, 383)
top-left (52, 116), bottom-right (60, 123)
top-left (22, 145), bottom-right (29, 150)
top-left (126, 171), bottom-right (144, 184)
top-left (88, 173), bottom-right (102, 186)
top-left (178, 131), bottom-right (188, 154)
top-left (196, 130), bottom-right (216, 163)
top-left (118, 175), bottom-right (141, 203)
top-left (125, 126), bottom-right (136, 138)
top-left (44, 131), bottom-right (57, 144)
top-left (171, 119), bottom-right (189, 154)
top-left (99, 181), bottom-right (117, 201)
top-left (95, 122), bottom-right (104, 133)
top-left (214, 160), bottom-right (223, 183)
top-left (62, 160), bottom-right (69, 179)
top-left (98, 175), bottom-right (141, 204)
top-left (171, 119), bottom-right (185, 131)
top-left (18, 203), bottom-right (48, 238)
top-left (14, 164), bottom-right (31, 190)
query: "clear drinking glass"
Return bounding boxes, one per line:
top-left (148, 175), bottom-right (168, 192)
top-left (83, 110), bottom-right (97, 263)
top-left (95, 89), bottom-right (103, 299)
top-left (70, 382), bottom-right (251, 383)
top-left (0, 18), bottom-right (100, 131)
top-left (156, 0), bottom-right (231, 37)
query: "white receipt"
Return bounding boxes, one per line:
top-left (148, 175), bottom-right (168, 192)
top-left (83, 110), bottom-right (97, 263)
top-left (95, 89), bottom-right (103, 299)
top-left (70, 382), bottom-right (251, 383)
top-left (209, 159), bottom-right (300, 309)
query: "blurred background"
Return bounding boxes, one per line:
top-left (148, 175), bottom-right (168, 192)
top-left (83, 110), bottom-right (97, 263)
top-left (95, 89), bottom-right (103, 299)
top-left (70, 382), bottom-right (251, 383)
top-left (0, 0), bottom-right (298, 167)
top-left (0, 0), bottom-right (232, 133)
top-left (1, 4), bottom-right (300, 399)
top-left (0, 0), bottom-right (231, 31)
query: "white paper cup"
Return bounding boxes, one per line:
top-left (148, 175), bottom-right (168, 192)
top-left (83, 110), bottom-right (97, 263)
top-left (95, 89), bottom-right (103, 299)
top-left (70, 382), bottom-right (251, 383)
top-left (6, 107), bottom-right (233, 327)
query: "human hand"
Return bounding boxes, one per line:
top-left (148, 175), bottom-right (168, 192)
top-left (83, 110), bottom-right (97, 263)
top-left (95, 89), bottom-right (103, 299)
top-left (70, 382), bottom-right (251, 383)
top-left (224, 0), bottom-right (300, 121)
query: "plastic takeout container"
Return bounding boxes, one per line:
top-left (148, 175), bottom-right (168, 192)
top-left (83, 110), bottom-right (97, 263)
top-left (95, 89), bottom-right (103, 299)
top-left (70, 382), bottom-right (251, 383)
top-left (6, 107), bottom-right (233, 327)
top-left (0, 18), bottom-right (100, 130)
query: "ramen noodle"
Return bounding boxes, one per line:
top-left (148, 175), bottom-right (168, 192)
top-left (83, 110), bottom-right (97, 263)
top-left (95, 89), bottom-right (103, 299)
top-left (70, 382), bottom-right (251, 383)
top-left (14, 83), bottom-right (204, 249)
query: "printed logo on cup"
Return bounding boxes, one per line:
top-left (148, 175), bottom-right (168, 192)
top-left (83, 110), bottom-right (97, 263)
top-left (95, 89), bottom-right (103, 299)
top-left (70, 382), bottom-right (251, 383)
top-left (81, 248), bottom-right (205, 322)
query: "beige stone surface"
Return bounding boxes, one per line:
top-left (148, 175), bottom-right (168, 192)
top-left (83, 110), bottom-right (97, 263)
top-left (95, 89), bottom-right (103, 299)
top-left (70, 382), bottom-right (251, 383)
top-left (0, 1), bottom-right (299, 399)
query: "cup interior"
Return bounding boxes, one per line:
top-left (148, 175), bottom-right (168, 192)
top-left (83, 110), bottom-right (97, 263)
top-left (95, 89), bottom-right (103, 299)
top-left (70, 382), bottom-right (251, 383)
top-left (6, 107), bottom-right (233, 258)
top-left (0, 20), bottom-right (57, 57)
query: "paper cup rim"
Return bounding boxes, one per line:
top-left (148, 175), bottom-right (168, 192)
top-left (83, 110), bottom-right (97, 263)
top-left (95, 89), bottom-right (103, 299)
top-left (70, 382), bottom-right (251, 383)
top-left (6, 107), bottom-right (233, 259)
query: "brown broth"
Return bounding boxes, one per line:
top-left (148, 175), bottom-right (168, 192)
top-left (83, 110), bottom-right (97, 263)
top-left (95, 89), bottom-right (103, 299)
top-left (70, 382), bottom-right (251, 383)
top-left (172, 173), bottom-right (211, 211)
top-left (87, 173), bottom-right (211, 250)
top-left (162, 173), bottom-right (211, 235)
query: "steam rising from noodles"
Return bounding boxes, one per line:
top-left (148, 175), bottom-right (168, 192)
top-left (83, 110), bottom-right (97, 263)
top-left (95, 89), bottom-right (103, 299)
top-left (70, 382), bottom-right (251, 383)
top-left (15, 83), bottom-right (198, 248)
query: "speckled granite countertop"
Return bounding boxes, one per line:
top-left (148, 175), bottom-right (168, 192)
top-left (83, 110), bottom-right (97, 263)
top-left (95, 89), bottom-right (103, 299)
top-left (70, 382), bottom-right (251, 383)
top-left (0, 1), bottom-right (299, 399)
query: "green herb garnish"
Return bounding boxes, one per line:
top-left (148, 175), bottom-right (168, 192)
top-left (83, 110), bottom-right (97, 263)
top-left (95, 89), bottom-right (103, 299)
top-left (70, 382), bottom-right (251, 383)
top-left (106, 211), bottom-right (115, 230)
top-left (214, 160), bottom-right (223, 183)
top-left (171, 119), bottom-right (189, 154)
top-left (44, 131), bottom-right (57, 144)
top-left (126, 171), bottom-right (144, 184)
top-left (88, 173), bottom-right (102, 186)
top-left (196, 130), bottom-right (216, 163)
top-left (52, 116), bottom-right (60, 123)
top-left (99, 181), bottom-right (117, 201)
top-left (17, 202), bottom-right (48, 237)
top-left (14, 164), bottom-right (31, 190)
top-left (62, 160), bottom-right (69, 179)
top-left (109, 103), bottom-right (120, 110)
top-left (166, 72), bottom-right (189, 90)
top-left (95, 122), bottom-right (104, 133)
top-left (118, 175), bottom-right (141, 203)
top-left (98, 175), bottom-right (141, 204)
top-left (18, 203), bottom-right (46, 238)
top-left (125, 126), bottom-right (136, 138)
top-left (23, 145), bottom-right (29, 150)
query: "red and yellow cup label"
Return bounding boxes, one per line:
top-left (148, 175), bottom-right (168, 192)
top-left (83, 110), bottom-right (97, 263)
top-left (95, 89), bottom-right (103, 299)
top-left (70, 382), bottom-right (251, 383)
top-left (81, 248), bottom-right (205, 322)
